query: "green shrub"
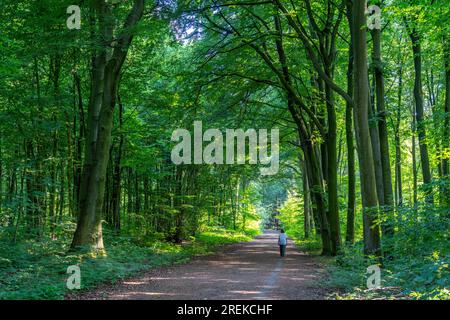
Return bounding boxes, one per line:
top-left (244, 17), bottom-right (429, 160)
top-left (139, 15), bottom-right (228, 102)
top-left (327, 204), bottom-right (449, 300)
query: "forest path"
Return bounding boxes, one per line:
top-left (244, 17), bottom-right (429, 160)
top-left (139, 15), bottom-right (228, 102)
top-left (78, 230), bottom-right (327, 300)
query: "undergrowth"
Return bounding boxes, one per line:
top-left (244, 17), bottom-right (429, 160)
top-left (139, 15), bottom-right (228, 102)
top-left (0, 224), bottom-right (258, 300)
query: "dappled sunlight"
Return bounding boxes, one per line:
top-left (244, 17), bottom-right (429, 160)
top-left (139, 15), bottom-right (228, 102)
top-left (229, 290), bottom-right (262, 295)
top-left (123, 281), bottom-right (146, 285)
top-left (114, 292), bottom-right (182, 299)
top-left (104, 231), bottom-right (324, 300)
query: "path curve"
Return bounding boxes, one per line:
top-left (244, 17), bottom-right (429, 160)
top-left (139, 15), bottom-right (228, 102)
top-left (76, 230), bottom-right (327, 300)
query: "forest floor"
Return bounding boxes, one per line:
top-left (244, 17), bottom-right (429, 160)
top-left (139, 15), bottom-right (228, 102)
top-left (71, 230), bottom-right (328, 300)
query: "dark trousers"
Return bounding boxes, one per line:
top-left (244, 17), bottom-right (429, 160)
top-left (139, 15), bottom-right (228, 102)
top-left (279, 245), bottom-right (286, 257)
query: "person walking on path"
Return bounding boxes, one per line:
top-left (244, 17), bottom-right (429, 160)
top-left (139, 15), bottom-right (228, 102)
top-left (278, 229), bottom-right (287, 257)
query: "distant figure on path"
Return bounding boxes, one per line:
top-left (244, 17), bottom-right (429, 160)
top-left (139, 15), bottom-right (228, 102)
top-left (278, 229), bottom-right (287, 257)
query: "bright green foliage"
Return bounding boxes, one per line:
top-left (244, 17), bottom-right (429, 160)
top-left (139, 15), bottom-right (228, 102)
top-left (277, 192), bottom-right (302, 238)
top-left (0, 0), bottom-right (448, 300)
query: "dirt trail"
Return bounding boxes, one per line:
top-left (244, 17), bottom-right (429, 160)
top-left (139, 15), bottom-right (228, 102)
top-left (77, 230), bottom-right (327, 300)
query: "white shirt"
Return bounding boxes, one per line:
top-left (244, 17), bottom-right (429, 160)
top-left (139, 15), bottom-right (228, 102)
top-left (278, 233), bottom-right (287, 245)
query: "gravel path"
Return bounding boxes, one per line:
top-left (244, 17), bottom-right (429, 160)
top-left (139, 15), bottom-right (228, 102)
top-left (74, 230), bottom-right (327, 300)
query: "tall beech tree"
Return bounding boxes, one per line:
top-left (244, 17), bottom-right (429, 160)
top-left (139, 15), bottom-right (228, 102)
top-left (404, 13), bottom-right (433, 204)
top-left (345, 0), bottom-right (355, 244)
top-left (352, 0), bottom-right (380, 256)
top-left (71, 0), bottom-right (145, 251)
top-left (370, 1), bottom-right (394, 236)
top-left (443, 36), bottom-right (450, 205)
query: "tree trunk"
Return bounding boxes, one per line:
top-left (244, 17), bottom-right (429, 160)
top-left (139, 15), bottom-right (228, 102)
top-left (73, 70), bottom-right (85, 218)
top-left (407, 26), bottom-right (433, 203)
top-left (111, 94), bottom-right (124, 231)
top-left (369, 79), bottom-right (384, 208)
top-left (411, 106), bottom-right (418, 207)
top-left (345, 0), bottom-right (355, 244)
top-left (442, 36), bottom-right (450, 205)
top-left (70, 0), bottom-right (145, 252)
top-left (352, 0), bottom-right (381, 256)
top-left (300, 153), bottom-right (311, 239)
top-left (325, 66), bottom-right (341, 255)
top-left (395, 52), bottom-right (404, 207)
top-left (371, 17), bottom-right (394, 236)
